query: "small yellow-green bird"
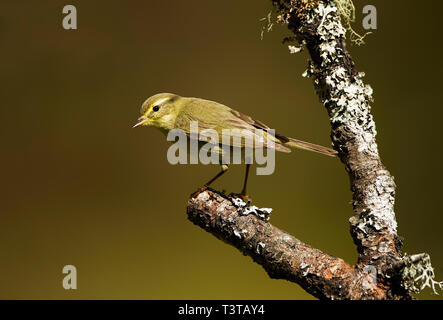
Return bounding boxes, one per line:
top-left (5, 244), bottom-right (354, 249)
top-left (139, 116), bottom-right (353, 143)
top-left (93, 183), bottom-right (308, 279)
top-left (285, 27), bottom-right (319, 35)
top-left (133, 93), bottom-right (337, 199)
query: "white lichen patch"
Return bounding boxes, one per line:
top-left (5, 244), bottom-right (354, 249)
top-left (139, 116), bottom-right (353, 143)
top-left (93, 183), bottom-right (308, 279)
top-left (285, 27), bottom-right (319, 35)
top-left (305, 3), bottom-right (374, 128)
top-left (373, 175), bottom-right (397, 232)
top-left (230, 197), bottom-right (272, 221)
top-left (299, 1), bottom-right (398, 235)
top-left (334, 0), bottom-right (372, 45)
top-left (308, 4), bottom-right (375, 143)
top-left (288, 45), bottom-right (303, 54)
top-left (401, 253), bottom-right (443, 295)
top-left (260, 10), bottom-right (274, 40)
top-left (319, 42), bottom-right (336, 61)
top-left (310, 3), bottom-right (346, 51)
top-left (233, 229), bottom-right (242, 239)
top-left (257, 241), bottom-right (266, 254)
top-left (300, 262), bottom-right (310, 276)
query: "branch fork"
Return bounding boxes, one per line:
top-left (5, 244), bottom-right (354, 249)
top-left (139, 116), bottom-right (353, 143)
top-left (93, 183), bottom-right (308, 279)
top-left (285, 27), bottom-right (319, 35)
top-left (186, 0), bottom-right (440, 299)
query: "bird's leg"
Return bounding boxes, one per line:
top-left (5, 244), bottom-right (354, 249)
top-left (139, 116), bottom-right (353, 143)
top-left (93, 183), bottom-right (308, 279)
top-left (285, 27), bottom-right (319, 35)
top-left (191, 165), bottom-right (229, 198)
top-left (230, 164), bottom-right (252, 202)
top-left (204, 164), bottom-right (229, 187)
top-left (240, 164), bottom-right (251, 196)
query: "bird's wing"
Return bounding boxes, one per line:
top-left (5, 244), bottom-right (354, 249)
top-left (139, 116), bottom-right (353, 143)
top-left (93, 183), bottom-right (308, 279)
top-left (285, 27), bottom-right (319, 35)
top-left (175, 98), bottom-right (291, 153)
top-left (229, 109), bottom-right (292, 144)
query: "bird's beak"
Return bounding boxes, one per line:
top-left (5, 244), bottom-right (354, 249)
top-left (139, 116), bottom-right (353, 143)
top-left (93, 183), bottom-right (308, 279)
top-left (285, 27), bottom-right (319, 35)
top-left (132, 117), bottom-right (147, 128)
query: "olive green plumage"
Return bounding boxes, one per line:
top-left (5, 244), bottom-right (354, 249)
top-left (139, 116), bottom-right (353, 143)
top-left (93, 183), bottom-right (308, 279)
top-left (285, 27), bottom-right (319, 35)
top-left (134, 92), bottom-right (337, 157)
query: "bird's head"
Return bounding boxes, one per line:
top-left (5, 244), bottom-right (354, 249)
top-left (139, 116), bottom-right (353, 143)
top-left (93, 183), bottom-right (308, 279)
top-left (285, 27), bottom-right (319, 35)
top-left (133, 93), bottom-right (181, 131)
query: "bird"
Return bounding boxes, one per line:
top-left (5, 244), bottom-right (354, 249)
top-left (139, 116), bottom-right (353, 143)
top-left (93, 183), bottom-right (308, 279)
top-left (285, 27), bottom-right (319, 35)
top-left (133, 93), bottom-right (337, 200)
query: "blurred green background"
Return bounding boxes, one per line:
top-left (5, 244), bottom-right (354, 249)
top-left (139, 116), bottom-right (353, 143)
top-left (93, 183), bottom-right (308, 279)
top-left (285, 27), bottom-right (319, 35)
top-left (0, 0), bottom-right (442, 299)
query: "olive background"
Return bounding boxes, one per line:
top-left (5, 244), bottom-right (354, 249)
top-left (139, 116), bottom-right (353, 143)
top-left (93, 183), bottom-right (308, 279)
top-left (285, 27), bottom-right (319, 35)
top-left (1, 0), bottom-right (442, 299)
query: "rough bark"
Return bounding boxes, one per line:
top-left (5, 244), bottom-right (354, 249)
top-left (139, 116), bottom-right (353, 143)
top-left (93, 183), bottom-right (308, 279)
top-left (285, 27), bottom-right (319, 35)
top-left (271, 0), bottom-right (407, 298)
top-left (188, 190), bottom-right (384, 300)
top-left (186, 0), bottom-right (440, 299)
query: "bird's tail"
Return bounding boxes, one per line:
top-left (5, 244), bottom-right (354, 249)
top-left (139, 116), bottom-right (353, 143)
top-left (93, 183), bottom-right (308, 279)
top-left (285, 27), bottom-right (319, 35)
top-left (285, 137), bottom-right (337, 157)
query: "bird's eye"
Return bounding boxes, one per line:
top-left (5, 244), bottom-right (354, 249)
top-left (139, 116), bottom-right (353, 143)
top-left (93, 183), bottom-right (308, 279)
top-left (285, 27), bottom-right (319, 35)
top-left (153, 105), bottom-right (160, 112)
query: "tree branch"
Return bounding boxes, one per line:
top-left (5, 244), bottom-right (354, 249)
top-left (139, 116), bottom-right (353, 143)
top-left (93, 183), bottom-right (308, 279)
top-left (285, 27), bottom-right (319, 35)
top-left (188, 190), bottom-right (383, 300)
top-left (186, 0), bottom-right (440, 299)
top-left (273, 0), bottom-right (404, 277)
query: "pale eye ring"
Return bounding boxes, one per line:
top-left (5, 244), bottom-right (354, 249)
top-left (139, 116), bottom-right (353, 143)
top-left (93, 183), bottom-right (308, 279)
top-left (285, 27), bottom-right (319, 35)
top-left (153, 105), bottom-right (160, 112)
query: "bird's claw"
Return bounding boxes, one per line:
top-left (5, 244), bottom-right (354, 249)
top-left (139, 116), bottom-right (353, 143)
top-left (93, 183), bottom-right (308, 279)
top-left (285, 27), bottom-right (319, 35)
top-left (229, 193), bottom-right (252, 203)
top-left (190, 185), bottom-right (209, 198)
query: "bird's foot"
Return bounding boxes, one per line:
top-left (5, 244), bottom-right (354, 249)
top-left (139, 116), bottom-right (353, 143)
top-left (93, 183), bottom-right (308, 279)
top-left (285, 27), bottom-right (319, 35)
top-left (190, 185), bottom-right (209, 198)
top-left (229, 192), bottom-right (252, 203)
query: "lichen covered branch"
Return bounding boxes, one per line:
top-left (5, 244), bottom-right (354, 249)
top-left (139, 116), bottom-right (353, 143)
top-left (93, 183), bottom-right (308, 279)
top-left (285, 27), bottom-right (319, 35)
top-left (185, 0), bottom-right (440, 299)
top-left (290, 0), bottom-right (400, 268)
top-left (271, 0), bottom-right (438, 298)
top-left (188, 190), bottom-right (382, 300)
